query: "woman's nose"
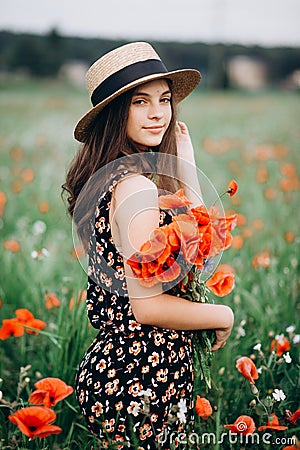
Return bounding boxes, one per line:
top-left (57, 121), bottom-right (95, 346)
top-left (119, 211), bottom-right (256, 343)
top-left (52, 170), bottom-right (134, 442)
top-left (148, 102), bottom-right (164, 119)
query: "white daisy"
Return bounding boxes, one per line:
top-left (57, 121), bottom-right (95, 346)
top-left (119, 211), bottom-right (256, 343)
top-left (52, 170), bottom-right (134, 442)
top-left (272, 389), bottom-right (286, 402)
top-left (283, 352), bottom-right (292, 363)
top-left (293, 334), bottom-right (300, 344)
top-left (32, 220), bottom-right (47, 235)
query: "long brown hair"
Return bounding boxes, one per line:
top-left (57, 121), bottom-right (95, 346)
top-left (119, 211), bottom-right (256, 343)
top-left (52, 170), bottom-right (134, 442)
top-left (62, 80), bottom-right (180, 249)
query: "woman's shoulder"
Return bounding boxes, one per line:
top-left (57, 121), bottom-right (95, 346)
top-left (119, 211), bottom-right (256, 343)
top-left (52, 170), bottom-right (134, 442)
top-left (114, 173), bottom-right (157, 200)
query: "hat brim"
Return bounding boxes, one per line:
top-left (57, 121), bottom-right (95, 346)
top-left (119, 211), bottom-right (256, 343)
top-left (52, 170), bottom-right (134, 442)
top-left (74, 68), bottom-right (201, 143)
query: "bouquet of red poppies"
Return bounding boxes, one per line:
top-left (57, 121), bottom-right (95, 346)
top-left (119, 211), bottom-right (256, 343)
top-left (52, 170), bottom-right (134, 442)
top-left (127, 183), bottom-right (237, 389)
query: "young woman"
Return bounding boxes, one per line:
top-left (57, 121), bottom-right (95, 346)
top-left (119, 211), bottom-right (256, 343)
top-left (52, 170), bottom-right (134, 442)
top-left (63, 42), bottom-right (234, 449)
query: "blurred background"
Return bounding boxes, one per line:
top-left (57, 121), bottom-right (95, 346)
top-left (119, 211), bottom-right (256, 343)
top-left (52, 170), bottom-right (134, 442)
top-left (1, 0), bottom-right (300, 90)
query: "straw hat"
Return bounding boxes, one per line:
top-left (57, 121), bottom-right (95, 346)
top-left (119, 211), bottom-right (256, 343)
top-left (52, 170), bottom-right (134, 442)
top-left (74, 42), bottom-right (201, 142)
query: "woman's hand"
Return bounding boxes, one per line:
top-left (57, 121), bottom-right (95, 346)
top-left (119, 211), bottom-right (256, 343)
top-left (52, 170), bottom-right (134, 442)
top-left (176, 121), bottom-right (196, 165)
top-left (176, 121), bottom-right (203, 206)
top-left (211, 327), bottom-right (232, 351)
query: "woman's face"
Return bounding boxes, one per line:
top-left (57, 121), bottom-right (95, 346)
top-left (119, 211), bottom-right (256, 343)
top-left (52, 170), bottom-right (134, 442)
top-left (126, 79), bottom-right (172, 150)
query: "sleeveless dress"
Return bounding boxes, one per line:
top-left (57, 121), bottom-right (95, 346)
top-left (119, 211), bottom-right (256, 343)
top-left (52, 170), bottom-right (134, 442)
top-left (75, 171), bottom-right (194, 449)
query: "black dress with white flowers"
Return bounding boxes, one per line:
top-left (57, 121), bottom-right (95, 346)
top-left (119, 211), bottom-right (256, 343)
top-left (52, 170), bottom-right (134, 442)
top-left (75, 171), bottom-right (194, 449)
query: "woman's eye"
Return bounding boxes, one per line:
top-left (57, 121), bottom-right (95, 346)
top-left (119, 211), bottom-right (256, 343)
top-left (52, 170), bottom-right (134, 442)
top-left (161, 97), bottom-right (171, 103)
top-left (133, 99), bottom-right (146, 105)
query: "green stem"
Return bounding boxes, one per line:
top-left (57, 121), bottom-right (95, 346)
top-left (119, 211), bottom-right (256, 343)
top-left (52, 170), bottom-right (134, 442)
top-left (283, 365), bottom-right (296, 387)
top-left (214, 396), bottom-right (222, 450)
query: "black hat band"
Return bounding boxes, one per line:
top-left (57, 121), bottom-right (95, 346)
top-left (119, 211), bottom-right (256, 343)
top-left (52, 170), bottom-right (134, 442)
top-left (91, 59), bottom-right (168, 107)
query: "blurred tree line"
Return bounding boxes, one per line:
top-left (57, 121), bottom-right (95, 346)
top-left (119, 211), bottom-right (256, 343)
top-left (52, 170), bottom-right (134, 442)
top-left (0, 28), bottom-right (299, 88)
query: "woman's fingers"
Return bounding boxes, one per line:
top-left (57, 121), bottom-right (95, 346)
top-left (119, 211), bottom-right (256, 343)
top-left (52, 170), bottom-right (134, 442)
top-left (211, 328), bottom-right (231, 351)
top-left (176, 121), bottom-right (188, 134)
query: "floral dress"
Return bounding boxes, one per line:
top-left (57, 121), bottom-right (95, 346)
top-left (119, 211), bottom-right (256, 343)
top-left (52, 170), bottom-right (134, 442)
top-left (75, 171), bottom-right (194, 449)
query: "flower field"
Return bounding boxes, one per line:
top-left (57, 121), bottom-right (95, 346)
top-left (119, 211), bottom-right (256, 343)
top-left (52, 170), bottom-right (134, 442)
top-left (0, 79), bottom-right (299, 449)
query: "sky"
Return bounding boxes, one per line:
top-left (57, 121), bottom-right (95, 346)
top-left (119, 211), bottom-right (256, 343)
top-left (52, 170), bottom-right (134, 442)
top-left (1, 0), bottom-right (300, 47)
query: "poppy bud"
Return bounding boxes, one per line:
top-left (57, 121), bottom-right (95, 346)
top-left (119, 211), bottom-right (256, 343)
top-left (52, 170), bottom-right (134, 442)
top-left (251, 384), bottom-right (259, 395)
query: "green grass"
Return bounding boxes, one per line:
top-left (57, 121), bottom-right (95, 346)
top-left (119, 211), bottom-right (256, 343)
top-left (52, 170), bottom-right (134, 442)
top-left (0, 79), bottom-right (299, 449)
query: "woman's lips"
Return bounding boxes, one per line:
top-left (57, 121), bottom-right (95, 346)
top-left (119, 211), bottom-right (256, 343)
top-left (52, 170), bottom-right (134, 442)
top-left (144, 126), bottom-right (164, 134)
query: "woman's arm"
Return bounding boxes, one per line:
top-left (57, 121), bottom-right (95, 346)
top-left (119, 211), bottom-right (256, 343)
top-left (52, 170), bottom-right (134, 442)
top-left (176, 121), bottom-right (204, 206)
top-left (112, 174), bottom-right (234, 350)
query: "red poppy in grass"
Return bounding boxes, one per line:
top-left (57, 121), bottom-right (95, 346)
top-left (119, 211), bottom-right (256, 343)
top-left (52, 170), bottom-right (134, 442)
top-left (0, 191), bottom-right (7, 216)
top-left (69, 289), bottom-right (87, 311)
top-left (29, 377), bottom-right (74, 407)
top-left (252, 251), bottom-right (271, 269)
top-left (8, 406), bottom-right (62, 439)
top-left (158, 188), bottom-right (192, 209)
top-left (290, 408), bottom-right (300, 424)
top-left (236, 356), bottom-right (259, 385)
top-left (195, 396), bottom-right (213, 420)
top-left (44, 292), bottom-right (61, 309)
top-left (227, 180), bottom-right (238, 197)
top-left (270, 334), bottom-right (291, 356)
top-left (224, 415), bottom-right (256, 435)
top-left (3, 239), bottom-right (20, 252)
top-left (15, 309), bottom-right (46, 335)
top-left (21, 168), bottom-right (35, 183)
top-left (0, 318), bottom-right (24, 340)
top-left (206, 265), bottom-right (235, 297)
top-left (231, 235), bottom-right (244, 250)
top-left (282, 445), bottom-right (300, 450)
top-left (258, 413), bottom-right (288, 431)
top-left (284, 231), bottom-right (296, 244)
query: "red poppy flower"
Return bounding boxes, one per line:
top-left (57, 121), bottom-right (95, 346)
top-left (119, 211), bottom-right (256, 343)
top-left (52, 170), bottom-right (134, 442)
top-left (258, 413), bottom-right (288, 431)
top-left (290, 408), bottom-right (300, 424)
top-left (128, 195), bottom-right (237, 288)
top-left (8, 406), bottom-right (62, 439)
top-left (227, 180), bottom-right (238, 197)
top-left (141, 228), bottom-right (172, 265)
top-left (29, 377), bottom-right (74, 407)
top-left (0, 318), bottom-right (24, 340)
top-left (158, 188), bottom-right (192, 209)
top-left (187, 206), bottom-right (217, 260)
top-left (206, 265), bottom-right (235, 297)
top-left (157, 256), bottom-right (181, 283)
top-left (15, 308), bottom-right (46, 335)
top-left (44, 292), bottom-right (61, 309)
top-left (195, 396), bottom-right (213, 420)
top-left (127, 220), bottom-right (183, 286)
top-left (236, 356), bottom-right (259, 385)
top-left (270, 334), bottom-right (291, 356)
top-left (282, 445), bottom-right (300, 450)
top-left (252, 250), bottom-right (271, 269)
top-left (224, 415), bottom-right (256, 435)
top-left (0, 191), bottom-right (7, 216)
top-left (172, 214), bottom-right (200, 263)
top-left (188, 205), bottom-right (211, 226)
top-left (208, 211), bottom-right (237, 256)
top-left (3, 239), bottom-right (20, 253)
